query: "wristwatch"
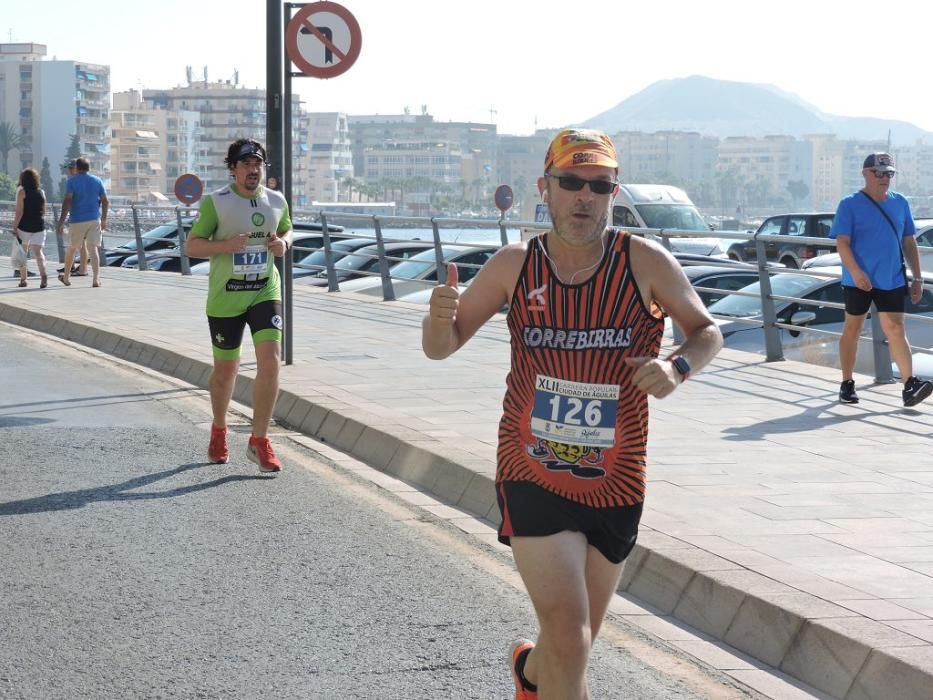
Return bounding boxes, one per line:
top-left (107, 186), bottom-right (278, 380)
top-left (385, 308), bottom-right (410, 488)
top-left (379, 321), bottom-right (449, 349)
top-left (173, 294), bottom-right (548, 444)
top-left (668, 356), bottom-right (691, 382)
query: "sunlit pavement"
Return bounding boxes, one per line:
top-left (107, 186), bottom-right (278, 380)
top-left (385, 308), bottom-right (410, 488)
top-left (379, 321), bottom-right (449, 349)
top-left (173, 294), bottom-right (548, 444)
top-left (2, 260), bottom-right (932, 700)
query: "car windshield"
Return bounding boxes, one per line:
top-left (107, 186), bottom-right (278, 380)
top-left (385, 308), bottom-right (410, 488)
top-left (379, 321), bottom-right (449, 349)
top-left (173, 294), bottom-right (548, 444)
top-left (334, 246), bottom-right (380, 272)
top-left (297, 241), bottom-right (361, 272)
top-left (707, 273), bottom-right (820, 318)
top-left (116, 223), bottom-right (180, 251)
top-left (636, 204), bottom-right (708, 231)
top-left (386, 247), bottom-right (452, 280)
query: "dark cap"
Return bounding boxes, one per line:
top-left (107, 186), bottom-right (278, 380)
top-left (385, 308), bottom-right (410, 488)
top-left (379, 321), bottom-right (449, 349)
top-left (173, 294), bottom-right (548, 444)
top-left (863, 152), bottom-right (896, 172)
top-left (233, 141), bottom-right (267, 163)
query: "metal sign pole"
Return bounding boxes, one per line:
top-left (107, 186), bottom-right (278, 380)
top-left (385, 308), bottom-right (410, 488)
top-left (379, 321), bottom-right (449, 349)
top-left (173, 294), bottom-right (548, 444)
top-left (282, 6), bottom-right (295, 366)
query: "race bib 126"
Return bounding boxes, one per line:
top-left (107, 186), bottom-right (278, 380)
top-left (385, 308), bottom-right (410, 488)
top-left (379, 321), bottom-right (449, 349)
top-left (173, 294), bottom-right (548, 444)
top-left (530, 375), bottom-right (618, 448)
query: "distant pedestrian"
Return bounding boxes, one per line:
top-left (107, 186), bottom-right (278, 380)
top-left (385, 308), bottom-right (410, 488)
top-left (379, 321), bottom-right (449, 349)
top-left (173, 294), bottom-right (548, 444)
top-left (831, 152), bottom-right (933, 407)
top-left (184, 139), bottom-right (293, 473)
top-left (423, 128), bottom-right (722, 698)
top-left (56, 157), bottom-right (107, 287)
top-left (12, 167), bottom-right (48, 288)
top-left (266, 176), bottom-right (279, 191)
top-left (57, 160), bottom-right (89, 278)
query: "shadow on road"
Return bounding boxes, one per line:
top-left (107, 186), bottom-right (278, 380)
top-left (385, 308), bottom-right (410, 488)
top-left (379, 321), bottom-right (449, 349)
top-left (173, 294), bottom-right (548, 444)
top-left (0, 462), bottom-right (270, 516)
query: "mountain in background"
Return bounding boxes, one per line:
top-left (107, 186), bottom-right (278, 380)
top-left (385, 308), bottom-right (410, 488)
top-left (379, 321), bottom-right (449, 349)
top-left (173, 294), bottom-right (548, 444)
top-left (582, 75), bottom-right (931, 145)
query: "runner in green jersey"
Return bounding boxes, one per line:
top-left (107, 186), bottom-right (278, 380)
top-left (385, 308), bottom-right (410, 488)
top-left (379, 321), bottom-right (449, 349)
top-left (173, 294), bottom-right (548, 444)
top-left (186, 139), bottom-right (293, 474)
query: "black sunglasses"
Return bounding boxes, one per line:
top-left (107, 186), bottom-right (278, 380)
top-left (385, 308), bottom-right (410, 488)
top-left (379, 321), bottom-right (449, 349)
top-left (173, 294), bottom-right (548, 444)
top-left (546, 173), bottom-right (618, 195)
top-left (872, 169), bottom-right (895, 179)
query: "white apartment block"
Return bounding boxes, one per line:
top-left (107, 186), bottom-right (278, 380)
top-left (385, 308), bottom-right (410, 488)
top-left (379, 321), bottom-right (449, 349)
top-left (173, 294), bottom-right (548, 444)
top-left (0, 43), bottom-right (110, 186)
top-left (143, 76), bottom-right (266, 193)
top-left (349, 114), bottom-right (497, 215)
top-left (613, 130), bottom-right (718, 186)
top-left (111, 89), bottom-right (202, 203)
top-left (718, 135), bottom-right (813, 208)
top-left (303, 112), bottom-right (351, 206)
top-left (497, 133), bottom-right (551, 219)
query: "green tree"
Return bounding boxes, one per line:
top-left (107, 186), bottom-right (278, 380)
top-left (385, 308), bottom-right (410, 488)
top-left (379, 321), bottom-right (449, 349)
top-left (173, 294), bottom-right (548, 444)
top-left (0, 122), bottom-right (25, 176)
top-left (59, 133), bottom-right (82, 200)
top-left (787, 179), bottom-right (809, 208)
top-left (40, 157), bottom-right (55, 197)
top-left (0, 173), bottom-right (16, 201)
top-left (715, 169), bottom-right (742, 216)
top-left (341, 176), bottom-right (361, 202)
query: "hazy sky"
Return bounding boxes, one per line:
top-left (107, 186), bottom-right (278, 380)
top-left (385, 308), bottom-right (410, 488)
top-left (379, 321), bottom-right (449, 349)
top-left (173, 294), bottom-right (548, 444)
top-left (5, 0), bottom-right (932, 136)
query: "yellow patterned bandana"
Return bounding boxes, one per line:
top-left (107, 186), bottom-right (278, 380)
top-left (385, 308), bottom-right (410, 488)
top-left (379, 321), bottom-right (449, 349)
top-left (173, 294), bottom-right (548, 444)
top-left (544, 129), bottom-right (618, 171)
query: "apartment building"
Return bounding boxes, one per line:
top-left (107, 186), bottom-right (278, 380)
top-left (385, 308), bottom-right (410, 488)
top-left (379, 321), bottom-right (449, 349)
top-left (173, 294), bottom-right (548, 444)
top-left (349, 113), bottom-right (497, 214)
top-left (497, 132), bottom-right (551, 219)
top-left (143, 74), bottom-right (266, 193)
top-left (111, 89), bottom-right (202, 203)
top-left (613, 130), bottom-right (718, 186)
top-left (0, 42), bottom-right (110, 185)
top-left (304, 112), bottom-right (352, 206)
top-left (718, 135), bottom-right (813, 208)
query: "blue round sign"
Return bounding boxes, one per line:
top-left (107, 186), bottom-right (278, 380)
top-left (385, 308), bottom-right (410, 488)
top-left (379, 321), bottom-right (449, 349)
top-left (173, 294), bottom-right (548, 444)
top-left (174, 173), bottom-right (203, 205)
top-left (494, 184), bottom-right (514, 212)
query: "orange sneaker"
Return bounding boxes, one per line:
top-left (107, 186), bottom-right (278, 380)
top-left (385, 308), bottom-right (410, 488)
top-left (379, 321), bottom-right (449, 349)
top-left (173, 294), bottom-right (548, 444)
top-left (510, 639), bottom-right (538, 699)
top-left (247, 435), bottom-right (282, 473)
top-left (208, 424), bottom-right (229, 464)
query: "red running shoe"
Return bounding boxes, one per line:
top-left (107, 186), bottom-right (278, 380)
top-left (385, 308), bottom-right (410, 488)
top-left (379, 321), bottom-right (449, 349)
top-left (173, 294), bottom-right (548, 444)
top-left (207, 424), bottom-right (229, 464)
top-left (510, 639), bottom-right (538, 699)
top-left (247, 436), bottom-right (282, 473)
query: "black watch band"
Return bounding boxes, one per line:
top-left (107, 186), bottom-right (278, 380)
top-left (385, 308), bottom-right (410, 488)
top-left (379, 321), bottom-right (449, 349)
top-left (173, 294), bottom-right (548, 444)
top-left (668, 356), bottom-right (691, 381)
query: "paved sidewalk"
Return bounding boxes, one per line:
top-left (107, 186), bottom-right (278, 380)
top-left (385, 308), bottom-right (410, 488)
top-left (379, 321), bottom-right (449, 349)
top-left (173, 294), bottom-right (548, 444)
top-left (2, 262), bottom-right (932, 700)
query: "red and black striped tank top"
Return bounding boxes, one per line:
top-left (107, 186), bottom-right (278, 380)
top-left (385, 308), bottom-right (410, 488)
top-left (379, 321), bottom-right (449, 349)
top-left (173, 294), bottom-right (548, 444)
top-left (496, 229), bottom-right (664, 507)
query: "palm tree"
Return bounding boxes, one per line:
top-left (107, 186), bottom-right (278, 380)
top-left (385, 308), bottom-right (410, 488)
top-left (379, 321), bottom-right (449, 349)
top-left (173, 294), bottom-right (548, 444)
top-left (0, 121), bottom-right (25, 176)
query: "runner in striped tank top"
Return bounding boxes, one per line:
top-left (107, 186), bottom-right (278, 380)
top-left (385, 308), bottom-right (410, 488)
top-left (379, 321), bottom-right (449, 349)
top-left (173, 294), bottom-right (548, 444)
top-left (422, 129), bottom-right (722, 699)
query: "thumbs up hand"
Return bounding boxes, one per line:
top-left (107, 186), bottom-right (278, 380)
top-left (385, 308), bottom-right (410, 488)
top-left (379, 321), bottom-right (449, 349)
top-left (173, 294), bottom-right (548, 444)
top-left (428, 263), bottom-right (460, 327)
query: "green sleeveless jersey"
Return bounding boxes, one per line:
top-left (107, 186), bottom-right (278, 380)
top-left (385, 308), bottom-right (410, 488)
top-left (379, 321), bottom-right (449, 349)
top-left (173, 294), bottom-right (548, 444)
top-left (190, 184), bottom-right (292, 317)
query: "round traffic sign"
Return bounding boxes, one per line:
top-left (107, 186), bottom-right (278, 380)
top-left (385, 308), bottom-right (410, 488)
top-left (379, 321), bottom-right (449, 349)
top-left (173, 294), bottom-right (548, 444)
top-left (494, 184), bottom-right (514, 213)
top-left (174, 173), bottom-right (203, 205)
top-left (286, 2), bottom-right (362, 79)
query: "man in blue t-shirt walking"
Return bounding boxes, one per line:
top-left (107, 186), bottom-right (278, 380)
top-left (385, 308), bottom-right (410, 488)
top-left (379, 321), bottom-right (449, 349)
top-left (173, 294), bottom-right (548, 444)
top-left (830, 152), bottom-right (932, 407)
top-left (56, 157), bottom-right (108, 288)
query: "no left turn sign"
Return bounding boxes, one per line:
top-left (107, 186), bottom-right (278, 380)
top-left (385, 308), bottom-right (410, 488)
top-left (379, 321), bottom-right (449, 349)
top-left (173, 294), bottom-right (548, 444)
top-left (286, 2), bottom-right (362, 79)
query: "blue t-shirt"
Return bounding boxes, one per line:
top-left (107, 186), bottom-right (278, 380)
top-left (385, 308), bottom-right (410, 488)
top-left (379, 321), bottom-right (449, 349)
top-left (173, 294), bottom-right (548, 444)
top-left (66, 173), bottom-right (106, 224)
top-left (829, 190), bottom-right (915, 289)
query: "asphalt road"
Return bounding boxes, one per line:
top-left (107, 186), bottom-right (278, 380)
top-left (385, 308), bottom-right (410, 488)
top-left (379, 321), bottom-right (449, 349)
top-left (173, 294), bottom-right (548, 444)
top-left (0, 323), bottom-right (763, 699)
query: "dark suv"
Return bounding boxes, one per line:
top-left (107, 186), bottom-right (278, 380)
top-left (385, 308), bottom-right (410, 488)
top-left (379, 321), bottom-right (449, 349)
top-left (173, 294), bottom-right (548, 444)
top-left (727, 213), bottom-right (835, 268)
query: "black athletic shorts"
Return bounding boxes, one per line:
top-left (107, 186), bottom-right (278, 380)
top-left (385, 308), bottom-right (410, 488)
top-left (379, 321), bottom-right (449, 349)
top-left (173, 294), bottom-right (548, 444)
top-left (208, 299), bottom-right (283, 359)
top-left (497, 480), bottom-right (643, 564)
top-left (843, 285), bottom-right (907, 316)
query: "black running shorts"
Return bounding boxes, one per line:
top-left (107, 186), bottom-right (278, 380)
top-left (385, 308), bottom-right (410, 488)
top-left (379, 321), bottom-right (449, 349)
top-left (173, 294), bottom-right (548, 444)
top-left (843, 285), bottom-right (907, 316)
top-left (496, 480), bottom-right (643, 564)
top-left (208, 299), bottom-right (283, 359)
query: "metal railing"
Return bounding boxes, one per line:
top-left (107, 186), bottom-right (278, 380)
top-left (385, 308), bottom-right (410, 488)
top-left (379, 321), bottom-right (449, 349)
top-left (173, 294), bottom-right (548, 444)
top-left (4, 200), bottom-right (930, 379)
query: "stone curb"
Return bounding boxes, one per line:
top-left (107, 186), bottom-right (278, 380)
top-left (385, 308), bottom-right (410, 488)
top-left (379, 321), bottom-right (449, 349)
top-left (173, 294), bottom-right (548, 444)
top-left (2, 301), bottom-right (930, 700)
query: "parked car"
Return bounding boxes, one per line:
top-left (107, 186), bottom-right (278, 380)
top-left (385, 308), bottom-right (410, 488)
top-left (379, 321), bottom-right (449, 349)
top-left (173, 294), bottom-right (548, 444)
top-left (335, 244), bottom-right (499, 298)
top-left (121, 251), bottom-right (206, 272)
top-left (187, 223), bottom-right (349, 276)
top-left (706, 268), bottom-right (933, 374)
top-left (104, 217), bottom-right (195, 266)
top-left (682, 265), bottom-right (765, 306)
top-left (611, 184), bottom-right (725, 256)
top-left (726, 213), bottom-right (835, 268)
top-left (291, 238), bottom-right (383, 279)
top-left (301, 240), bottom-right (434, 286)
top-left (802, 217), bottom-right (933, 274)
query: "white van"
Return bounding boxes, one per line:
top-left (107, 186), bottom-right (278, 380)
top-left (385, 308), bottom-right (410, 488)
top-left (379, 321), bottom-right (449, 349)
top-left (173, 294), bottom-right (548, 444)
top-left (611, 184), bottom-right (724, 257)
